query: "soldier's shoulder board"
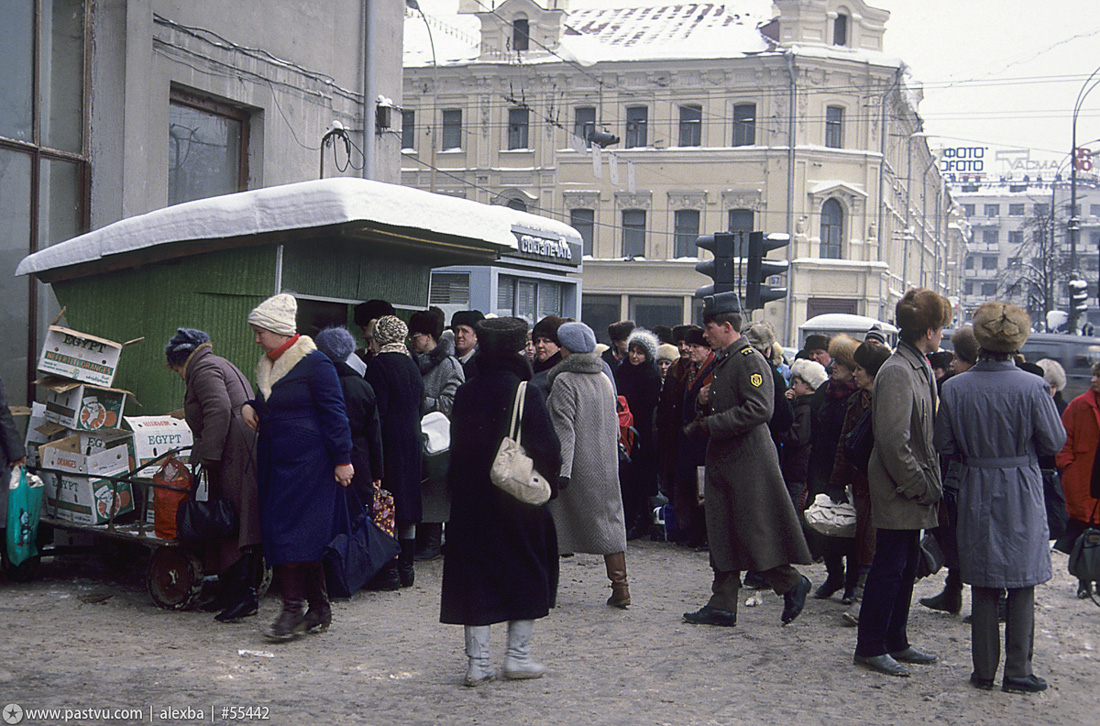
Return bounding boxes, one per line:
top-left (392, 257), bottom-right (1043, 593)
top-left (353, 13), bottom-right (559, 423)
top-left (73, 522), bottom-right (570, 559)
top-left (741, 346), bottom-right (754, 356)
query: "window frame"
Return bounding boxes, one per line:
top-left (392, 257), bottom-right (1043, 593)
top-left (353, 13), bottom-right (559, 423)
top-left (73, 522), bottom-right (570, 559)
top-left (168, 87), bottom-right (250, 207)
top-left (625, 105), bottom-right (648, 148)
top-left (574, 106), bottom-right (596, 146)
top-left (678, 104), bottom-right (702, 147)
top-left (820, 198), bottom-right (843, 258)
top-left (441, 108), bottom-right (462, 151)
top-left (512, 18), bottom-right (529, 51)
top-left (732, 103), bottom-right (756, 147)
top-left (673, 209), bottom-right (700, 258)
top-left (825, 106), bottom-right (844, 149)
top-left (833, 13), bottom-right (848, 46)
top-left (508, 107), bottom-right (530, 150)
top-left (570, 208), bottom-right (595, 257)
top-left (622, 209), bottom-right (646, 258)
top-left (401, 109), bottom-right (415, 150)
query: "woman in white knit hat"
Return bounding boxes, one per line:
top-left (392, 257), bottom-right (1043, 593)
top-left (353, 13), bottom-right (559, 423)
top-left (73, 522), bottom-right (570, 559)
top-left (241, 293), bottom-right (355, 641)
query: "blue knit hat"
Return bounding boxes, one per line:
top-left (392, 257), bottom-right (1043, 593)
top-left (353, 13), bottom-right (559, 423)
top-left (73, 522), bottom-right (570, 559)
top-left (557, 322), bottom-right (596, 354)
top-left (315, 326), bottom-right (356, 363)
top-left (165, 328), bottom-right (210, 366)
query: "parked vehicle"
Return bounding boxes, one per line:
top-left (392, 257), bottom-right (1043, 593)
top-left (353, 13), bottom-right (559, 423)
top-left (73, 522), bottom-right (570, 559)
top-left (943, 330), bottom-right (1100, 400)
top-left (798, 314), bottom-right (898, 348)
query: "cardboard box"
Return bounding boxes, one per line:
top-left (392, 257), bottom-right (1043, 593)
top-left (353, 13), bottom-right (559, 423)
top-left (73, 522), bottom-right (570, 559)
top-left (37, 326), bottom-right (125, 387)
top-left (23, 402), bottom-right (69, 468)
top-left (38, 430), bottom-right (135, 476)
top-left (123, 415), bottom-right (193, 475)
top-left (37, 377), bottom-right (130, 432)
top-left (43, 470), bottom-right (134, 526)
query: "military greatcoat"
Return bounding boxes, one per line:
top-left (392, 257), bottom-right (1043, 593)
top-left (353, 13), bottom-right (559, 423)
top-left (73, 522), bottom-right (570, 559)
top-left (697, 337), bottom-right (811, 572)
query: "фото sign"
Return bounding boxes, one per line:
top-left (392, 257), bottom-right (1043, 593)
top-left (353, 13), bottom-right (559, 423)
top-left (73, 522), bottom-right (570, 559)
top-left (941, 146), bottom-right (986, 173)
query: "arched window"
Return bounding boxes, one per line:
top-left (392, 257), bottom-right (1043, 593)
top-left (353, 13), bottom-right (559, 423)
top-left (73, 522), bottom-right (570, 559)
top-left (833, 13), bottom-right (848, 46)
top-left (820, 199), bottom-right (843, 259)
top-left (513, 18), bottom-right (529, 51)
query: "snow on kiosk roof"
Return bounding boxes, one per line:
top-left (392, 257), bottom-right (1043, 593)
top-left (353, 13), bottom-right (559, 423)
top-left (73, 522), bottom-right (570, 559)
top-left (17, 177), bottom-right (580, 281)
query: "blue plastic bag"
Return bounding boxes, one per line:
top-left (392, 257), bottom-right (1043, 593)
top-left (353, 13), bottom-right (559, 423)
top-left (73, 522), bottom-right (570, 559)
top-left (6, 466), bottom-right (44, 567)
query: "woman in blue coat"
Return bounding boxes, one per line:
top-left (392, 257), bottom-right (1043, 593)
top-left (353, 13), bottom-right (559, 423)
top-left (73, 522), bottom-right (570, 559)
top-left (241, 294), bottom-right (354, 642)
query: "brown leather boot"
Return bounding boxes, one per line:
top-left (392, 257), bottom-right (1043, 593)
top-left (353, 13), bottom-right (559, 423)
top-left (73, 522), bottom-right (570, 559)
top-left (302, 562), bottom-right (332, 634)
top-left (263, 563), bottom-right (307, 642)
top-left (604, 552), bottom-right (631, 608)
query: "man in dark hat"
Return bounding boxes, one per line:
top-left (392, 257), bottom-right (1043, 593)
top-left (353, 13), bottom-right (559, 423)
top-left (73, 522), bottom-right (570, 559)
top-left (682, 292), bottom-right (813, 629)
top-left (803, 333), bottom-right (832, 369)
top-left (354, 299), bottom-right (396, 365)
top-left (603, 320), bottom-right (636, 370)
top-left (450, 310), bottom-right (485, 379)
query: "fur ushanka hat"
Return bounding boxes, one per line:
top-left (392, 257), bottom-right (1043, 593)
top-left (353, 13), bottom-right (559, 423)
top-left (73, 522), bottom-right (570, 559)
top-left (476, 317), bottom-right (528, 358)
top-left (972, 302), bottom-right (1030, 353)
top-left (625, 328), bottom-right (659, 362)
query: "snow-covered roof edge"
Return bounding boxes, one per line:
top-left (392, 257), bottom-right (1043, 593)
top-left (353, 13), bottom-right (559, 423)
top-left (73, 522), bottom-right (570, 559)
top-left (16, 178), bottom-right (582, 277)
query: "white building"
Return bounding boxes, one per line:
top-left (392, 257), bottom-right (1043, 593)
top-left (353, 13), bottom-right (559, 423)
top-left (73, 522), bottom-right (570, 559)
top-left (402, 0), bottom-right (959, 341)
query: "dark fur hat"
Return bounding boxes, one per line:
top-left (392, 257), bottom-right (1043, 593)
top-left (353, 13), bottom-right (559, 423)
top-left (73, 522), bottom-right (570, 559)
top-left (354, 299), bottom-right (395, 327)
top-left (409, 306), bottom-right (446, 340)
top-left (450, 309), bottom-right (485, 331)
top-left (476, 317), bottom-right (528, 358)
top-left (607, 320), bottom-right (636, 342)
top-left (532, 316), bottom-right (567, 346)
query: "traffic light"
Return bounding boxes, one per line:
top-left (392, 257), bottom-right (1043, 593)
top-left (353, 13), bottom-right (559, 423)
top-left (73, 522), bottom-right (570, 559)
top-left (586, 128), bottom-right (620, 148)
top-left (694, 232), bottom-right (736, 298)
top-left (745, 231), bottom-right (790, 311)
top-left (1069, 278), bottom-right (1089, 314)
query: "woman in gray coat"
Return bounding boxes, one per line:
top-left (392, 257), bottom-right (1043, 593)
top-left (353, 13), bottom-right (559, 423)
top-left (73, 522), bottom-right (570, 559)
top-left (547, 322), bottom-right (630, 608)
top-left (935, 302), bottom-right (1066, 694)
top-left (409, 308), bottom-right (465, 561)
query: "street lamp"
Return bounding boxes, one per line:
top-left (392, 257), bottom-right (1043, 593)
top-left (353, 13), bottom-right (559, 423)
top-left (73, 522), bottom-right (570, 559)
top-left (1068, 63), bottom-right (1100, 333)
top-left (407, 0), bottom-right (439, 192)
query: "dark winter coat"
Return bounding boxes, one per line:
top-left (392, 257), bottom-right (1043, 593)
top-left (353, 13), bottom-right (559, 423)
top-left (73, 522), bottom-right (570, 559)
top-left (779, 393), bottom-right (815, 489)
top-left (440, 354), bottom-right (561, 625)
top-left (697, 338), bottom-right (811, 571)
top-left (936, 360), bottom-right (1066, 587)
top-left (333, 360), bottom-right (384, 506)
top-left (366, 351), bottom-right (425, 524)
top-left (182, 344), bottom-right (260, 572)
top-left (615, 358), bottom-right (662, 494)
top-left (673, 355), bottom-right (716, 533)
top-left (655, 357), bottom-right (691, 492)
top-left (767, 364), bottom-right (794, 446)
top-left (252, 336), bottom-right (353, 565)
top-left (530, 351), bottom-right (563, 400)
top-left (807, 378), bottom-right (858, 498)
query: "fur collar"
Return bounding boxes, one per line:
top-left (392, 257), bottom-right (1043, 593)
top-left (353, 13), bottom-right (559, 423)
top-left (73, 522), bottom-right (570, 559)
top-left (416, 336), bottom-right (456, 374)
top-left (547, 352), bottom-right (602, 386)
top-left (255, 335), bottom-right (317, 399)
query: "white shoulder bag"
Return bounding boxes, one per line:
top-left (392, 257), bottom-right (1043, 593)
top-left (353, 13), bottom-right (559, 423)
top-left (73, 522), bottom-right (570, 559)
top-left (489, 381), bottom-right (552, 506)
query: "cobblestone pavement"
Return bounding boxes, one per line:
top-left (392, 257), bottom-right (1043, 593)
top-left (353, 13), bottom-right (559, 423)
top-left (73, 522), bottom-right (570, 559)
top-left (0, 538), bottom-right (1095, 725)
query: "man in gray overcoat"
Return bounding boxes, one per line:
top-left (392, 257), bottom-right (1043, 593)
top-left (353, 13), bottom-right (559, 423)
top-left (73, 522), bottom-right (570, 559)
top-left (682, 292), bottom-right (812, 628)
top-left (935, 302), bottom-right (1066, 694)
top-left (854, 288), bottom-right (949, 678)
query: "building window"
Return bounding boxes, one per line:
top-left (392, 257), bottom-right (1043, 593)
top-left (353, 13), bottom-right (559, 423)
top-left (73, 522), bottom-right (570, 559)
top-left (983, 229), bottom-right (998, 246)
top-left (833, 13), bottom-right (848, 46)
top-left (574, 106), bottom-right (595, 146)
top-left (401, 110), bottom-right (415, 150)
top-left (1009, 203), bottom-right (1025, 216)
top-left (582, 294), bottom-right (622, 344)
top-left (732, 103), bottom-right (756, 147)
top-left (674, 209), bottom-right (700, 258)
top-left (168, 89), bottom-right (249, 206)
top-left (678, 104), bottom-right (702, 147)
top-left (964, 280), bottom-right (974, 295)
top-left (512, 18), bottom-right (529, 51)
top-left (962, 204), bottom-right (975, 217)
top-left (729, 208), bottom-right (753, 256)
top-left (508, 107), bottom-right (529, 150)
top-left (825, 106), bottom-right (844, 149)
top-left (820, 199), bottom-right (843, 258)
top-left (981, 255), bottom-right (998, 270)
top-left (1009, 230), bottom-right (1023, 246)
top-left (442, 109), bottom-right (462, 151)
top-left (622, 209), bottom-right (646, 258)
top-left (629, 296), bottom-right (684, 330)
top-left (1091, 204), bottom-right (1100, 217)
top-left (965, 256), bottom-right (974, 270)
top-left (981, 282), bottom-right (997, 296)
top-left (504, 197), bottom-right (527, 212)
top-left (984, 203), bottom-right (1000, 217)
top-left (1034, 203), bottom-right (1049, 217)
top-left (626, 106), bottom-right (648, 148)
top-left (571, 209), bottom-right (595, 256)
top-left (429, 273), bottom-right (470, 306)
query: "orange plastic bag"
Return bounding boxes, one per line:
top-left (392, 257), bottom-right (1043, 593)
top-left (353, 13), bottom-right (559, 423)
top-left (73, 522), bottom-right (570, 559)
top-left (153, 456), bottom-right (192, 539)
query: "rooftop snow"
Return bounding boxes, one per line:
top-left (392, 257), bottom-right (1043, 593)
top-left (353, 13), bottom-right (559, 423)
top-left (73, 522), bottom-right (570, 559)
top-left (16, 178), bottom-right (581, 277)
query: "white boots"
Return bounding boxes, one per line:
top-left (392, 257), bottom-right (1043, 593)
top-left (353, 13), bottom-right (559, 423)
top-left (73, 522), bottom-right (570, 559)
top-left (463, 625), bottom-right (495, 687)
top-left (502, 620), bottom-right (546, 680)
top-left (462, 620), bottom-right (545, 686)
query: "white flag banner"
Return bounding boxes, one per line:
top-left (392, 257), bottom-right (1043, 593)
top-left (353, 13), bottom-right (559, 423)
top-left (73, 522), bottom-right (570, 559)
top-left (592, 145), bottom-right (603, 179)
top-left (627, 161), bottom-right (636, 193)
top-left (571, 133), bottom-right (586, 154)
top-left (609, 153), bottom-right (620, 185)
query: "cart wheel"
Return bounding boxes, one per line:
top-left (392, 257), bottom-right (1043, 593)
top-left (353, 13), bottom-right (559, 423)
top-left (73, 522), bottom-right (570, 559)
top-left (147, 547), bottom-right (203, 610)
top-left (1, 552), bottom-right (41, 583)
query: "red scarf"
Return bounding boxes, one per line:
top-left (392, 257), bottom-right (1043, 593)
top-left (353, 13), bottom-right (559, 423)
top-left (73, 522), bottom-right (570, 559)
top-left (267, 334), bottom-right (300, 360)
top-left (686, 352), bottom-right (715, 390)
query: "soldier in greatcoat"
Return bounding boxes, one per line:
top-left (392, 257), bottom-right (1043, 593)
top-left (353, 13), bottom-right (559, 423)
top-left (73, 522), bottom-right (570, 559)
top-left (682, 292), bottom-right (812, 628)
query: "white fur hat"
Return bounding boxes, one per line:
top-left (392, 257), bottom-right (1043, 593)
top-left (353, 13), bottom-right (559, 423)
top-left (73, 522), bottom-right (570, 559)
top-left (248, 293), bottom-right (297, 336)
top-left (790, 358), bottom-right (828, 391)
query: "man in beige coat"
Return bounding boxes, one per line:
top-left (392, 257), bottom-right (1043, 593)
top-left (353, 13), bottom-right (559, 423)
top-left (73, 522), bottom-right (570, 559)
top-left (854, 288), bottom-right (950, 677)
top-left (682, 292), bottom-right (812, 628)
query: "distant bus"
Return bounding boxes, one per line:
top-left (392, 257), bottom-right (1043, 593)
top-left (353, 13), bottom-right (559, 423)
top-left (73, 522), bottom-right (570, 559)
top-left (798, 314), bottom-right (898, 348)
top-left (943, 330), bottom-right (1100, 401)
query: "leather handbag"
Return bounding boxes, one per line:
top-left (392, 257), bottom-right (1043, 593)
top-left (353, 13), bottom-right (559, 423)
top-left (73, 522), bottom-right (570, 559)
top-left (176, 466), bottom-right (238, 543)
top-left (915, 530), bottom-right (946, 580)
top-left (489, 381), bottom-right (552, 506)
top-left (324, 488), bottom-right (401, 597)
top-left (1069, 503), bottom-right (1100, 605)
top-left (804, 493), bottom-right (857, 538)
top-left (843, 408), bottom-right (874, 472)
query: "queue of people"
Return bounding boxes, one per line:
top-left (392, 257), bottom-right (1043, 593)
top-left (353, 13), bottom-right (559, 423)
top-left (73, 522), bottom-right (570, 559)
top-left (133, 286), bottom-right (1095, 693)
